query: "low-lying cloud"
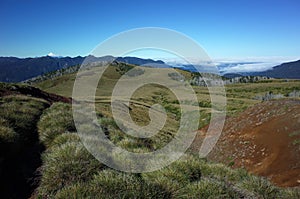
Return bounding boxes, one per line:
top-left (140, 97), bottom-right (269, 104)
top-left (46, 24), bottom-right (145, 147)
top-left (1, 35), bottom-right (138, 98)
top-left (165, 56), bottom-right (299, 74)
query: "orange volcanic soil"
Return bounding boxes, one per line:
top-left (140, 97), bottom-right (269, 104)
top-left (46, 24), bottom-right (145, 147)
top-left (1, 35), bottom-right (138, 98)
top-left (192, 99), bottom-right (300, 187)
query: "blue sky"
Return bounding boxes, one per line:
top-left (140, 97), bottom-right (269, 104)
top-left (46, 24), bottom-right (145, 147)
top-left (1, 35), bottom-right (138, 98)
top-left (1, 0), bottom-right (300, 61)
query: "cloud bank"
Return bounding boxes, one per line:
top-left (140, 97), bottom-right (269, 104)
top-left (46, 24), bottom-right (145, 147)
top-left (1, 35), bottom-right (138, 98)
top-left (165, 56), bottom-right (300, 74)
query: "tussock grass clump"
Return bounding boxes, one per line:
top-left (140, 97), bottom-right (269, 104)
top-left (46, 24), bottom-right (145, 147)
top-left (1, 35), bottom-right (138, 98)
top-left (98, 117), bottom-right (154, 152)
top-left (280, 188), bottom-right (300, 199)
top-left (177, 178), bottom-right (238, 199)
top-left (38, 141), bottom-right (105, 197)
top-left (117, 138), bottom-right (152, 153)
top-left (0, 118), bottom-right (20, 157)
top-left (142, 155), bottom-right (203, 195)
top-left (89, 170), bottom-right (165, 198)
top-left (238, 175), bottom-right (282, 198)
top-left (0, 125), bottom-right (18, 143)
top-left (38, 102), bottom-right (76, 147)
top-left (0, 118), bottom-right (19, 144)
top-left (50, 133), bottom-right (81, 147)
top-left (53, 183), bottom-right (90, 199)
top-left (0, 96), bottom-right (48, 143)
top-left (37, 149), bottom-right (300, 198)
top-left (55, 170), bottom-right (171, 199)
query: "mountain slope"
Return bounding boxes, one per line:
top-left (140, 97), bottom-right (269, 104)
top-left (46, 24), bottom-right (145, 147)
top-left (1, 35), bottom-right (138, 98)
top-left (0, 56), bottom-right (167, 82)
top-left (227, 60), bottom-right (300, 79)
top-left (0, 83), bottom-right (71, 198)
top-left (0, 56), bottom-right (84, 82)
top-left (259, 60), bottom-right (300, 79)
top-left (193, 99), bottom-right (300, 187)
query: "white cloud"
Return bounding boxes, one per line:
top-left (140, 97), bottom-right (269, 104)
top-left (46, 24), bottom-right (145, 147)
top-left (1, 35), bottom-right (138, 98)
top-left (215, 56), bottom-right (300, 74)
top-left (218, 62), bottom-right (276, 73)
top-left (165, 56), bottom-right (300, 74)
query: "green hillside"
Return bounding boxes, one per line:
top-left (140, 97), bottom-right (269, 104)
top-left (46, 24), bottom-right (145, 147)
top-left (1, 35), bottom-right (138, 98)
top-left (1, 63), bottom-right (300, 198)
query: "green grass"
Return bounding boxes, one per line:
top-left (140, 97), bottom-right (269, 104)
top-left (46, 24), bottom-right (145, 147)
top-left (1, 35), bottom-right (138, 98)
top-left (0, 118), bottom-right (20, 157)
top-left (35, 124), bottom-right (300, 199)
top-left (0, 118), bottom-right (19, 144)
top-left (50, 133), bottom-right (81, 147)
top-left (37, 102), bottom-right (75, 148)
top-left (177, 179), bottom-right (238, 199)
top-left (289, 131), bottom-right (300, 137)
top-left (40, 153), bottom-right (300, 198)
top-left (292, 139), bottom-right (300, 146)
top-left (289, 131), bottom-right (300, 146)
top-left (37, 141), bottom-right (105, 197)
top-left (26, 65), bottom-right (300, 198)
top-left (239, 175), bottom-right (282, 198)
top-left (54, 170), bottom-right (171, 199)
top-left (0, 95), bottom-right (49, 143)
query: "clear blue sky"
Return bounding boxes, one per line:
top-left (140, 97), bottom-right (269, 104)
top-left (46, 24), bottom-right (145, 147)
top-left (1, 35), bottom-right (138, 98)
top-left (1, 0), bottom-right (299, 59)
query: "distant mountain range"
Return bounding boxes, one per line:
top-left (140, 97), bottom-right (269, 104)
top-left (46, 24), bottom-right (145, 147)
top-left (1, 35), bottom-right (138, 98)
top-left (0, 55), bottom-right (299, 82)
top-left (0, 55), bottom-right (168, 82)
top-left (251, 60), bottom-right (300, 79)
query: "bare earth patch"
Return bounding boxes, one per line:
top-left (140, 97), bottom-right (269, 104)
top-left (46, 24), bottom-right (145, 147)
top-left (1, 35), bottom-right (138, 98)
top-left (191, 99), bottom-right (300, 187)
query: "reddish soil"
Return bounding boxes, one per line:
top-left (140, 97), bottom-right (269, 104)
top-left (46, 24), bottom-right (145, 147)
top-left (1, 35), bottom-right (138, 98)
top-left (191, 99), bottom-right (300, 187)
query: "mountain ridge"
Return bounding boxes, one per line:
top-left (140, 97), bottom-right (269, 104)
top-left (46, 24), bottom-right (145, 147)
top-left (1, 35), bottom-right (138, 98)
top-left (0, 55), bottom-right (167, 82)
top-left (1, 55), bottom-right (300, 83)
top-left (223, 60), bottom-right (300, 79)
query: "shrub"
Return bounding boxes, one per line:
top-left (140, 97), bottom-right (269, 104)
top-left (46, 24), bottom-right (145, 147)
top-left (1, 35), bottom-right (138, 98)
top-left (38, 102), bottom-right (75, 147)
top-left (38, 142), bottom-right (104, 197)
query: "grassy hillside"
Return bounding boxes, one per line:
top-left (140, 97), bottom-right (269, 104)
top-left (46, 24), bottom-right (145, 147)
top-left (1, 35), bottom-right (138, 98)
top-left (0, 83), bottom-right (71, 198)
top-left (34, 100), bottom-right (299, 198)
top-left (35, 63), bottom-right (300, 119)
top-left (1, 63), bottom-right (300, 198)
